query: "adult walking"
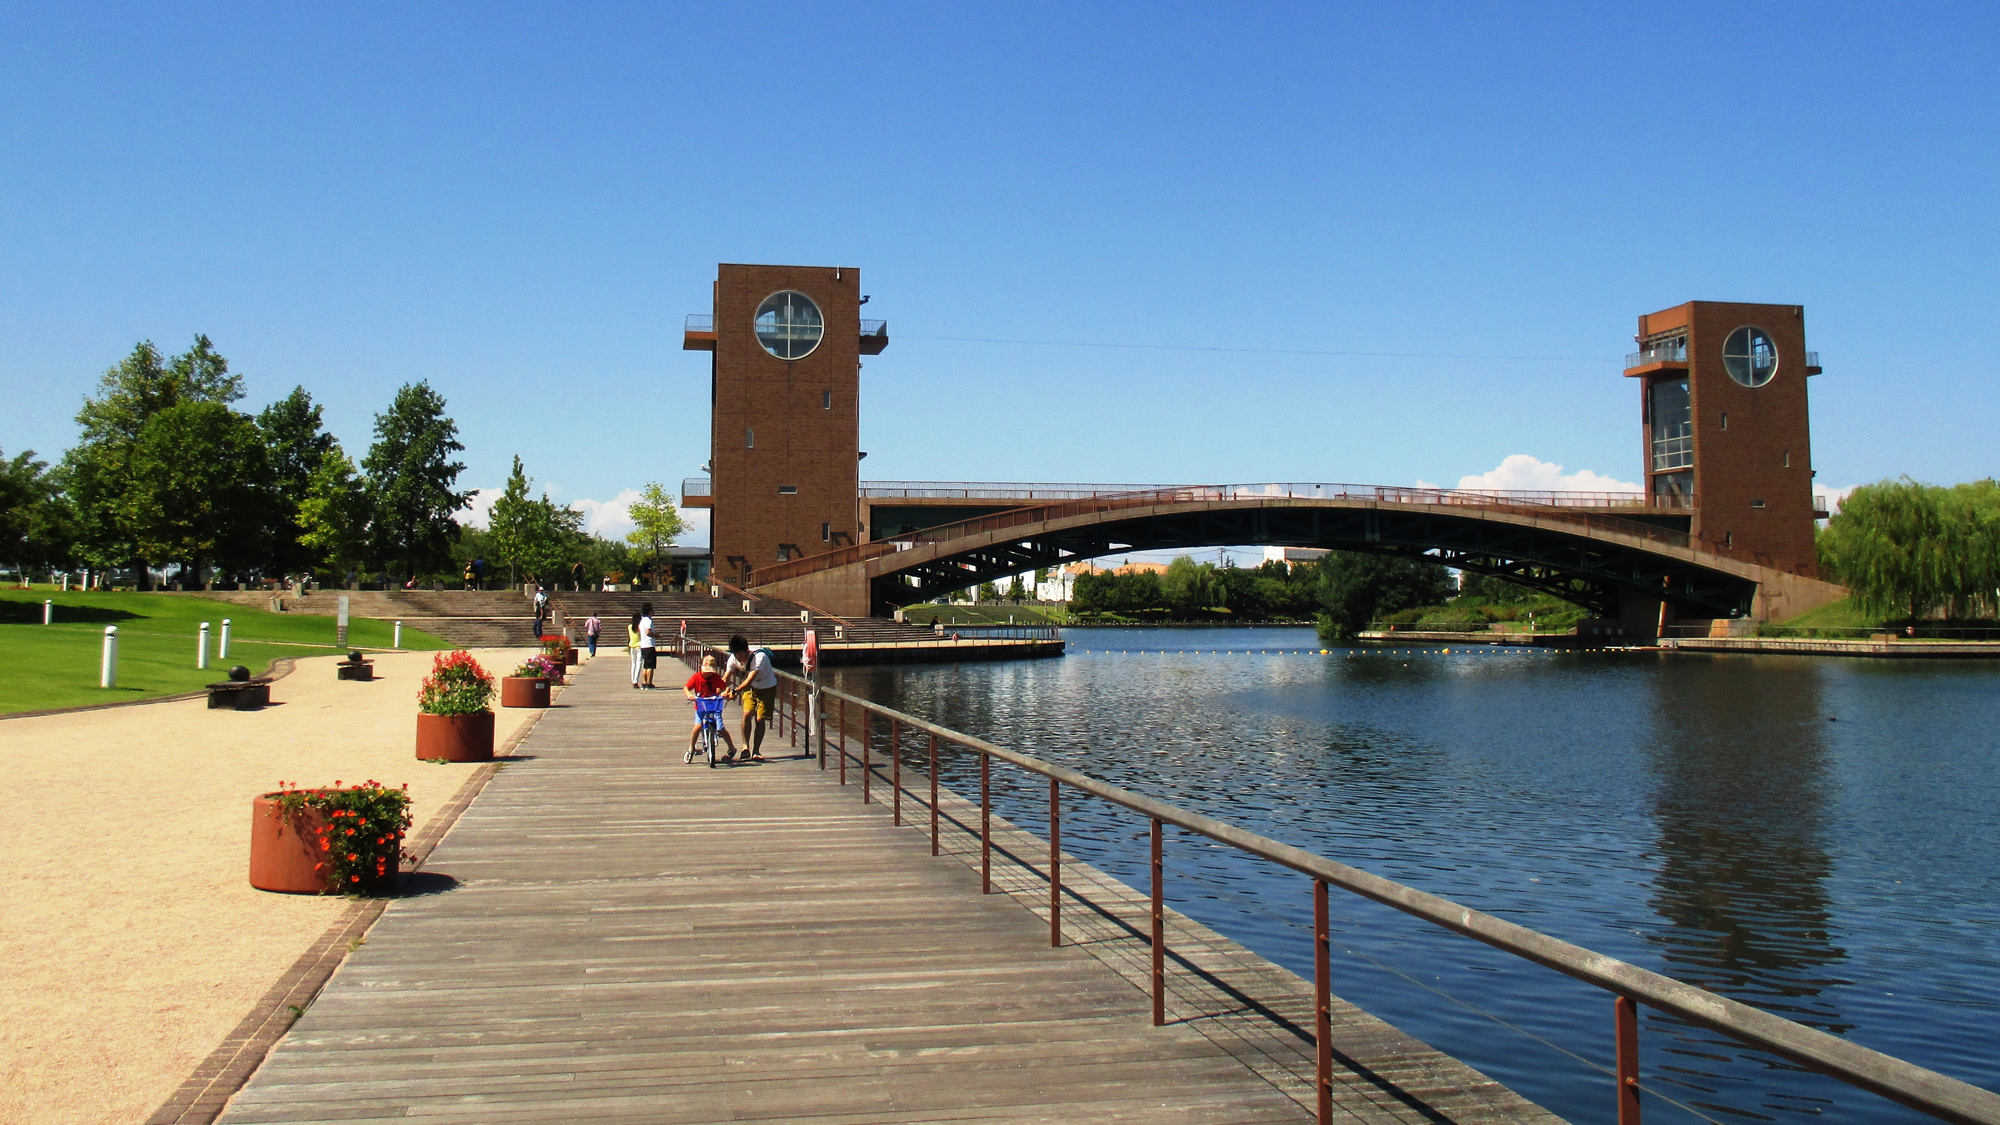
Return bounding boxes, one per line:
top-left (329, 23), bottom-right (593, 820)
top-left (626, 611), bottom-right (643, 689)
top-left (637, 602), bottom-right (658, 689)
top-left (724, 634), bottom-right (778, 761)
top-left (532, 585), bottom-right (550, 637)
top-left (584, 612), bottom-right (602, 658)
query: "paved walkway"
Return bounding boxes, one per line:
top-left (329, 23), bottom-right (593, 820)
top-left (218, 658), bottom-right (1560, 1124)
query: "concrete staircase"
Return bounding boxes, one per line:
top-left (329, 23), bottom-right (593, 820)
top-left (187, 589), bottom-right (544, 647)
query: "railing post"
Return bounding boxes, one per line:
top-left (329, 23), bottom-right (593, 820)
top-left (929, 734), bottom-right (940, 857)
top-left (1151, 817), bottom-right (1165, 1026)
top-left (1049, 779), bottom-right (1061, 948)
top-left (815, 686), bottom-right (825, 769)
top-left (980, 752), bottom-right (991, 894)
top-left (1315, 879), bottom-right (1332, 1125)
top-left (838, 697), bottom-right (847, 786)
top-left (862, 712), bottom-right (872, 805)
top-left (891, 718), bottom-right (902, 826)
top-left (1616, 996), bottom-right (1641, 1125)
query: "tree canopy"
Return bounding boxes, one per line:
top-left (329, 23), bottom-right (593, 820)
top-left (363, 382), bottom-right (469, 580)
top-left (1820, 477), bottom-right (2000, 620)
top-left (489, 455), bottom-right (585, 585)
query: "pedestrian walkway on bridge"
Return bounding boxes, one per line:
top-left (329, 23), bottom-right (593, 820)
top-left (216, 656), bottom-right (1560, 1124)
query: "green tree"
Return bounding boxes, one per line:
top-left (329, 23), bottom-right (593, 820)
top-left (1314, 551), bottom-right (1452, 640)
top-left (1820, 477), bottom-right (2000, 620)
top-left (258, 386), bottom-right (338, 575)
top-left (363, 382), bottom-right (469, 581)
top-left (1007, 574), bottom-right (1027, 603)
top-left (1160, 555), bottom-right (1225, 616)
top-left (488, 455), bottom-right (584, 586)
top-left (297, 448), bottom-right (371, 581)
top-left (624, 482), bottom-right (687, 591)
top-left (119, 401), bottom-right (270, 583)
top-left (0, 448), bottom-right (76, 574)
top-left (62, 337), bottom-right (246, 579)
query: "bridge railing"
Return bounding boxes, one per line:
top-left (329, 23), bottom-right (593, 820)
top-left (750, 482), bottom-right (1818, 588)
top-left (709, 656), bottom-right (2000, 1125)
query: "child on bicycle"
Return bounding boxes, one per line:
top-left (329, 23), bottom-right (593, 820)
top-left (683, 654), bottom-right (739, 763)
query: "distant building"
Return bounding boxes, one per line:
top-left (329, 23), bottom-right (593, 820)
top-left (1261, 546), bottom-right (1328, 568)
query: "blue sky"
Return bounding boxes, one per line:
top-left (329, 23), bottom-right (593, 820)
top-left (3, 3), bottom-right (1994, 547)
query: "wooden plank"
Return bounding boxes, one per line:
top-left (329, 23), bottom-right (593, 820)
top-left (217, 659), bottom-right (1563, 1125)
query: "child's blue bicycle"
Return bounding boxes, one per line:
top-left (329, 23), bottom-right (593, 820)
top-left (691, 695), bottom-right (726, 768)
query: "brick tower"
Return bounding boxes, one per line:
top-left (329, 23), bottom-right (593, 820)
top-left (684, 264), bottom-right (888, 587)
top-left (1624, 301), bottom-right (1823, 570)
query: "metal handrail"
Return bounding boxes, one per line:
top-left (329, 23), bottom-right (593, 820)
top-left (685, 314), bottom-right (713, 332)
top-left (763, 665), bottom-right (2000, 1125)
top-left (861, 319), bottom-right (887, 336)
top-left (682, 477), bottom-right (711, 497)
top-left (752, 482), bottom-right (1816, 588)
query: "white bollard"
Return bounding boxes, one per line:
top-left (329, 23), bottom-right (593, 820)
top-left (44, 599), bottom-right (52, 625)
top-left (394, 620), bottom-right (403, 649)
top-left (198, 622), bottom-right (210, 670)
top-left (101, 626), bottom-right (118, 688)
top-left (60, 575), bottom-right (69, 591)
top-left (219, 619), bottom-right (231, 660)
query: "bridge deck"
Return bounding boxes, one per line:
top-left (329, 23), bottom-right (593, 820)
top-left (217, 658), bottom-right (1561, 1125)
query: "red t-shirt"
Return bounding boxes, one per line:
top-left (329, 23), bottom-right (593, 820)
top-left (685, 671), bottom-right (727, 696)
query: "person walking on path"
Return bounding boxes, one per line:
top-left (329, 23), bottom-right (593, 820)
top-left (724, 634), bottom-right (778, 761)
top-left (626, 612), bottom-right (643, 689)
top-left (532, 585), bottom-right (550, 636)
top-left (637, 602), bottom-right (658, 689)
top-left (584, 613), bottom-right (602, 658)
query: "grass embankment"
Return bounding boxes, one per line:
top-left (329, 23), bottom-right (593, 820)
top-left (0, 587), bottom-right (449, 715)
top-left (900, 603), bottom-right (1072, 626)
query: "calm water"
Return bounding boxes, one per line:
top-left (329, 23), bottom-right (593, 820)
top-left (825, 627), bottom-right (2000, 1125)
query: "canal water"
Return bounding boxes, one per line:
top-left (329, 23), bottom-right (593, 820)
top-left (826, 626), bottom-right (2000, 1125)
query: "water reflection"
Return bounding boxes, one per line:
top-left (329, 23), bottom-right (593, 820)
top-left (1643, 659), bottom-right (1851, 1028)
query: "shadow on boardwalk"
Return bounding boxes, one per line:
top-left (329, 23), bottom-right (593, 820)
top-left (217, 660), bottom-right (1563, 1124)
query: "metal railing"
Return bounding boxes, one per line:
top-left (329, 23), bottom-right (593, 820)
top-left (682, 477), bottom-right (711, 498)
top-left (862, 480), bottom-right (1183, 501)
top-left (1625, 341), bottom-right (1687, 368)
top-left (731, 660), bottom-right (2000, 1125)
top-left (918, 624), bottom-right (1061, 641)
top-left (685, 314), bottom-right (713, 333)
top-left (1807, 350), bottom-right (1821, 367)
top-left (862, 318), bottom-right (887, 337)
top-left (751, 482), bottom-right (1816, 588)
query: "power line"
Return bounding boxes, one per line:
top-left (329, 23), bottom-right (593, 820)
top-left (897, 334), bottom-right (1605, 364)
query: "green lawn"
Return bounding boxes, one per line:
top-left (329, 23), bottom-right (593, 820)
top-left (0, 587), bottom-right (449, 715)
top-left (900, 603), bottom-right (1071, 626)
top-left (1778, 596), bottom-right (1877, 630)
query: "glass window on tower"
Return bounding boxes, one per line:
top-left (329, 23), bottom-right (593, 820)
top-left (1652, 471), bottom-right (1694, 508)
top-left (1650, 377), bottom-right (1692, 471)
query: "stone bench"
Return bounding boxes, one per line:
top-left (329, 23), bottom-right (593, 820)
top-left (206, 679), bottom-right (272, 710)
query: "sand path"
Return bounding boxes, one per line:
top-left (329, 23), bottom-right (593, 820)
top-left (0, 647), bottom-right (563, 1125)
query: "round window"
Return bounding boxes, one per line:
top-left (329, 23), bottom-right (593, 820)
top-left (754, 291), bottom-right (823, 360)
top-left (1722, 327), bottom-right (1778, 387)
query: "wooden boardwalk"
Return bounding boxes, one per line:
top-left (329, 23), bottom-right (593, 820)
top-left (217, 658), bottom-right (1562, 1124)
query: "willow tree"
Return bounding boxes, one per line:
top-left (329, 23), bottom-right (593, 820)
top-left (1820, 477), bottom-right (2000, 620)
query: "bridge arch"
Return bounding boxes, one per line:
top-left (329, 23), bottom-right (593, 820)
top-left (751, 487), bottom-right (1844, 630)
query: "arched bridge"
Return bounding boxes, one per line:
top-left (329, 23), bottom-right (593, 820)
top-left (749, 483), bottom-right (1844, 628)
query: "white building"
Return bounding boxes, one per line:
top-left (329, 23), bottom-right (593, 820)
top-left (1261, 546), bottom-right (1329, 567)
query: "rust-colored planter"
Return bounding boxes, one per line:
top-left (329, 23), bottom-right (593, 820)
top-left (563, 648), bottom-right (578, 666)
top-left (416, 710), bottom-right (495, 761)
top-left (248, 794), bottom-right (400, 894)
top-left (500, 676), bottom-right (550, 708)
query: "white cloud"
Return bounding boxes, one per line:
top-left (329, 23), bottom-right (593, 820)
top-left (456, 488), bottom-right (502, 529)
top-left (1819, 484), bottom-right (1858, 515)
top-left (1449, 454), bottom-right (1641, 495)
top-left (569, 489), bottom-right (643, 539)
